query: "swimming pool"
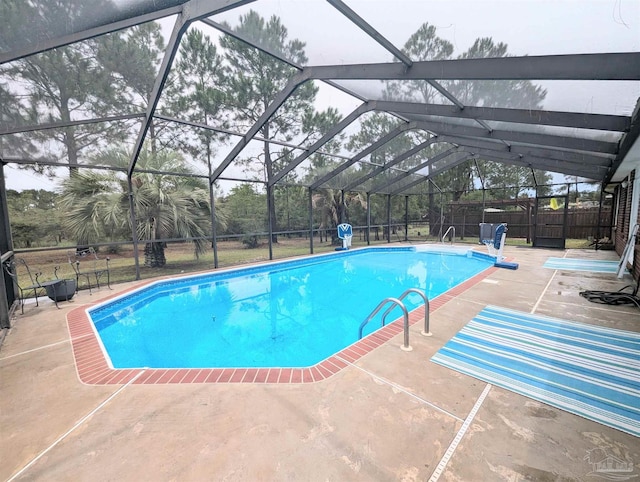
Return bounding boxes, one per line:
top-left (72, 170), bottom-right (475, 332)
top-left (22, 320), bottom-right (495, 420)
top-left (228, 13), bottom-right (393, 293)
top-left (88, 247), bottom-right (494, 369)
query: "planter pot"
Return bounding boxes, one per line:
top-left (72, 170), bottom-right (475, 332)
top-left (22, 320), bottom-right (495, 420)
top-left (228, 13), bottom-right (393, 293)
top-left (43, 279), bottom-right (76, 302)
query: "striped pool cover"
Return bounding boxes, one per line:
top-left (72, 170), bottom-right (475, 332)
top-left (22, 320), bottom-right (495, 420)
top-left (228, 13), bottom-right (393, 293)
top-left (431, 305), bottom-right (640, 437)
top-left (543, 257), bottom-right (619, 273)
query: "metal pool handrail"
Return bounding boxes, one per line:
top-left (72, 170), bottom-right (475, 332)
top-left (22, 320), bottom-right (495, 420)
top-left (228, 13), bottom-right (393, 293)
top-left (358, 289), bottom-right (431, 351)
top-left (358, 297), bottom-right (411, 351)
top-left (442, 225), bottom-right (455, 244)
top-left (380, 288), bottom-right (431, 337)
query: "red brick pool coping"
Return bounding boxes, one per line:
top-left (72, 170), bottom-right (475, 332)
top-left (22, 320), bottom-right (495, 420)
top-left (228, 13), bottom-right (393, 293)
top-left (67, 265), bottom-right (498, 385)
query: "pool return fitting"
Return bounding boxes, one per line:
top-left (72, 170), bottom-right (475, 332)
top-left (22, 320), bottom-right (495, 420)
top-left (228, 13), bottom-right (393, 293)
top-left (358, 288), bottom-right (430, 351)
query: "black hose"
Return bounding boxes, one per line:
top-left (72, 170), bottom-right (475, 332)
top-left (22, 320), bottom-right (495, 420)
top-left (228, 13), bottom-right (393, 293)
top-left (579, 284), bottom-right (640, 309)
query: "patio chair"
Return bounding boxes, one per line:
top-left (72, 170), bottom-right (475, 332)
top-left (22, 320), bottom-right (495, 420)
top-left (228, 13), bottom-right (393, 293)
top-left (67, 247), bottom-right (111, 294)
top-left (3, 257), bottom-right (42, 314)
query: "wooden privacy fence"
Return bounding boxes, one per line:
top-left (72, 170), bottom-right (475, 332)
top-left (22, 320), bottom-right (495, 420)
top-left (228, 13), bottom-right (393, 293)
top-left (438, 207), bottom-right (612, 241)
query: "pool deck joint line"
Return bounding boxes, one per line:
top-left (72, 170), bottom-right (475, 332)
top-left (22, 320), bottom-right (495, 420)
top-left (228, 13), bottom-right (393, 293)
top-left (337, 354), bottom-right (464, 423)
top-left (0, 338), bottom-right (70, 361)
top-left (66, 265), bottom-right (498, 385)
top-left (428, 383), bottom-right (493, 482)
top-left (7, 370), bottom-right (145, 482)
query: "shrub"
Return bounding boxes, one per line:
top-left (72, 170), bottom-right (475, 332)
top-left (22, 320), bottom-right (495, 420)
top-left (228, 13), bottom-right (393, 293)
top-left (241, 235), bottom-right (259, 249)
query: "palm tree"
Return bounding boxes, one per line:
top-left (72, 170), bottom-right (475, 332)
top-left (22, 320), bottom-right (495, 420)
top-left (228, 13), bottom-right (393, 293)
top-left (312, 188), bottom-right (367, 244)
top-left (59, 148), bottom-right (226, 267)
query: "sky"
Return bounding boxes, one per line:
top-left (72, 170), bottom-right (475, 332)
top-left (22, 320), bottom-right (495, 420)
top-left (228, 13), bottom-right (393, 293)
top-left (5, 0), bottom-right (640, 192)
top-left (208, 0), bottom-right (639, 114)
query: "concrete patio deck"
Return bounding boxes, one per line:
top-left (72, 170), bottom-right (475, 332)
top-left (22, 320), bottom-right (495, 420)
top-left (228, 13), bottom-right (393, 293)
top-left (1, 245), bottom-right (638, 481)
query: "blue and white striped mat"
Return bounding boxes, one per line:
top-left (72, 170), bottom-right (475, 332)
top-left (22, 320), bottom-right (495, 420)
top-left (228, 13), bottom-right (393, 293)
top-left (431, 305), bottom-right (640, 437)
top-left (543, 257), bottom-right (619, 273)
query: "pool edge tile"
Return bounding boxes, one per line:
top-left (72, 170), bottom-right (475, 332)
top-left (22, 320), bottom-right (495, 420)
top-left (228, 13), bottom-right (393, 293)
top-left (279, 368), bottom-right (293, 383)
top-left (194, 369), bottom-right (213, 383)
top-left (290, 369), bottom-right (303, 383)
top-left (265, 369), bottom-right (280, 383)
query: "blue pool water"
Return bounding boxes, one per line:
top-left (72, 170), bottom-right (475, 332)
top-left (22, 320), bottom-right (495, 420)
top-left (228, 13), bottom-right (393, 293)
top-left (89, 247), bottom-right (493, 368)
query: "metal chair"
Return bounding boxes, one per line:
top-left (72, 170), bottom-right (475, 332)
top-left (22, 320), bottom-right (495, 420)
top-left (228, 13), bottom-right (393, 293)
top-left (3, 258), bottom-right (42, 314)
top-left (67, 247), bottom-right (111, 294)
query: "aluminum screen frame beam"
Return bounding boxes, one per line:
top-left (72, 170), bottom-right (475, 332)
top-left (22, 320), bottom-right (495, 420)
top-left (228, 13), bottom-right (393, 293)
top-left (413, 120), bottom-right (618, 154)
top-left (127, 14), bottom-right (188, 176)
top-left (604, 98), bottom-right (640, 184)
top-left (154, 114), bottom-right (350, 160)
top-left (209, 71), bottom-right (310, 182)
top-left (201, 18), bottom-right (368, 104)
top-left (305, 53), bottom-right (640, 81)
top-left (2, 157), bottom-right (126, 171)
top-left (309, 122), bottom-right (416, 189)
top-left (459, 146), bottom-right (600, 172)
top-left (269, 95), bottom-right (619, 189)
top-left (202, 18), bottom-right (301, 70)
top-left (437, 134), bottom-right (614, 166)
top-left (389, 152), bottom-right (472, 195)
top-left (342, 138), bottom-right (440, 191)
top-left (375, 101), bottom-right (631, 132)
top-left (371, 147), bottom-right (462, 194)
top-left (499, 145), bottom-right (613, 166)
top-left (269, 102), bottom-right (375, 186)
top-left (459, 147), bottom-right (607, 180)
top-left (0, 113), bottom-right (144, 136)
top-left (128, 0), bottom-right (258, 177)
top-left (0, 0), bottom-right (256, 65)
top-left (326, 0), bottom-right (413, 67)
top-left (422, 153), bottom-right (474, 180)
top-left (472, 152), bottom-right (602, 180)
top-left (325, 1), bottom-right (502, 134)
top-left (0, 5), bottom-right (182, 65)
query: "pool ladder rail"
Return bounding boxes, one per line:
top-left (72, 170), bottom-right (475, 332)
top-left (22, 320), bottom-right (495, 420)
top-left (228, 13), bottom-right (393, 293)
top-left (442, 225), bottom-right (455, 244)
top-left (358, 288), bottom-right (431, 352)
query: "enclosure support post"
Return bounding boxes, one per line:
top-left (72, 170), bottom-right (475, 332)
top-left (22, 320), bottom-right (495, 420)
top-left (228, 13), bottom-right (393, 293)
top-left (209, 181), bottom-right (218, 269)
top-left (387, 194), bottom-right (391, 243)
top-left (404, 196), bottom-right (409, 241)
top-left (428, 179), bottom-right (434, 237)
top-left (127, 177), bottom-right (141, 280)
top-left (475, 159), bottom-right (486, 225)
top-left (564, 183), bottom-right (570, 242)
top-left (0, 164), bottom-right (13, 328)
top-left (366, 192), bottom-right (371, 246)
top-left (450, 203), bottom-right (454, 242)
top-left (596, 182), bottom-right (605, 248)
top-left (526, 201), bottom-right (532, 244)
top-left (267, 184), bottom-right (274, 260)
top-left (309, 188), bottom-right (314, 254)
top-left (439, 191), bottom-right (444, 240)
top-left (461, 209), bottom-right (465, 241)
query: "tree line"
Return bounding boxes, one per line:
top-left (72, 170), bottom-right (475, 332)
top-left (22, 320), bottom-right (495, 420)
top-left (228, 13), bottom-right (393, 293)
top-left (1, 1), bottom-right (552, 264)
